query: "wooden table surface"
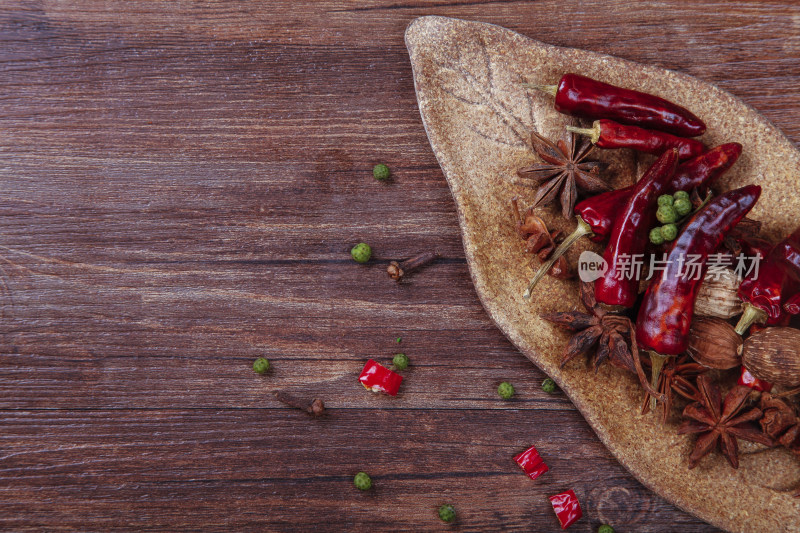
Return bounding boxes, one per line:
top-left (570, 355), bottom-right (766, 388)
top-left (2, 2), bottom-right (799, 531)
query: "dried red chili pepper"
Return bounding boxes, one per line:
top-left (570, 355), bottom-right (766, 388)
top-left (548, 489), bottom-right (582, 529)
top-left (734, 226), bottom-right (800, 335)
top-left (534, 73), bottom-right (706, 137)
top-left (636, 185), bottom-right (761, 398)
top-left (523, 144), bottom-right (741, 297)
top-left (567, 119), bottom-right (706, 160)
top-left (513, 445), bottom-right (549, 480)
top-left (595, 149), bottom-right (679, 307)
top-left (358, 359), bottom-right (402, 396)
top-left (777, 227), bottom-right (800, 282)
top-left (738, 365), bottom-right (774, 392)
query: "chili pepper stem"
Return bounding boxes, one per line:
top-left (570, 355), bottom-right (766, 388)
top-left (523, 216), bottom-right (594, 299)
top-left (521, 82), bottom-right (557, 97)
top-left (566, 123), bottom-right (600, 144)
top-left (734, 303), bottom-right (768, 336)
top-left (649, 351), bottom-right (669, 411)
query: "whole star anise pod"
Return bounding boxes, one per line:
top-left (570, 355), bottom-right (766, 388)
top-left (678, 374), bottom-right (773, 469)
top-left (759, 392), bottom-right (800, 456)
top-left (517, 129), bottom-right (610, 219)
top-left (641, 355), bottom-right (705, 424)
top-left (542, 281), bottom-right (634, 372)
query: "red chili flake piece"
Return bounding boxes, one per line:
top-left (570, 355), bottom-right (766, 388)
top-left (738, 365), bottom-right (773, 392)
top-left (358, 359), bottom-right (402, 396)
top-left (513, 445), bottom-right (549, 480)
top-left (549, 489), bottom-right (583, 529)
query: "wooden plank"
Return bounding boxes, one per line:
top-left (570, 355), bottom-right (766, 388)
top-left (2, 0), bottom-right (799, 530)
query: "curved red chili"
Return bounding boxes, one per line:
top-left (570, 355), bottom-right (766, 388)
top-left (735, 226), bottom-right (800, 334)
top-left (636, 185), bottom-right (761, 356)
top-left (582, 143), bottom-right (741, 242)
top-left (595, 149), bottom-right (679, 307)
top-left (523, 145), bottom-right (740, 298)
top-left (551, 73), bottom-right (706, 137)
top-left (568, 119), bottom-right (706, 160)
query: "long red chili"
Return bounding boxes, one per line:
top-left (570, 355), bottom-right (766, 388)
top-left (594, 149), bottom-right (679, 307)
top-left (523, 144), bottom-right (741, 298)
top-left (582, 143), bottom-right (741, 241)
top-left (538, 73), bottom-right (706, 137)
top-left (636, 185), bottom-right (762, 356)
top-left (734, 226), bottom-right (800, 334)
top-left (567, 119), bottom-right (706, 160)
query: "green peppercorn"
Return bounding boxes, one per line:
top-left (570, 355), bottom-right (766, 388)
top-left (396, 337), bottom-right (402, 343)
top-left (656, 205), bottom-right (677, 224)
top-left (660, 223), bottom-right (678, 242)
top-left (657, 194), bottom-right (674, 208)
top-left (353, 472), bottom-right (372, 491)
top-left (673, 190), bottom-right (690, 202)
top-left (541, 378), bottom-right (557, 394)
top-left (373, 163), bottom-right (390, 181)
top-left (674, 197), bottom-right (692, 216)
top-left (392, 353), bottom-right (409, 370)
top-left (438, 504), bottom-right (456, 523)
top-left (598, 525), bottom-right (615, 533)
top-left (497, 381), bottom-right (515, 400)
top-left (350, 243), bottom-right (372, 263)
top-left (252, 357), bottom-right (270, 374)
top-left (649, 227), bottom-right (665, 245)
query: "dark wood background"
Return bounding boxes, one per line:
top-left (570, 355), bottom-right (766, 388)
top-left (2, 1), bottom-right (799, 531)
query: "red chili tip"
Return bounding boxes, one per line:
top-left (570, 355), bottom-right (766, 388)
top-left (549, 489), bottom-right (583, 529)
top-left (358, 359), bottom-right (403, 396)
top-left (513, 445), bottom-right (549, 480)
top-left (738, 366), bottom-right (773, 392)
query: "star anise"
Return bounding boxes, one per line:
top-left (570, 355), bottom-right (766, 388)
top-left (541, 281), bottom-right (642, 373)
top-left (640, 355), bottom-right (706, 424)
top-left (678, 375), bottom-right (773, 469)
top-left (517, 129), bottom-right (610, 219)
top-left (759, 392), bottom-right (800, 457)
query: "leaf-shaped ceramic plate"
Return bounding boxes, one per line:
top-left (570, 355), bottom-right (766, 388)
top-left (406, 15), bottom-right (800, 533)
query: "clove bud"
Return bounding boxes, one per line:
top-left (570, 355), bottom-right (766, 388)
top-left (387, 251), bottom-right (439, 281)
top-left (275, 390), bottom-right (326, 416)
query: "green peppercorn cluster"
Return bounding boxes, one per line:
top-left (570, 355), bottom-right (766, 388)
top-left (650, 191), bottom-right (691, 245)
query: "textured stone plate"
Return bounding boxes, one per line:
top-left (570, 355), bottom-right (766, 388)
top-left (406, 15), bottom-right (800, 533)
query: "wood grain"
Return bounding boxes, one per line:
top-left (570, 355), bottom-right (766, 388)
top-left (1, 1), bottom-right (799, 531)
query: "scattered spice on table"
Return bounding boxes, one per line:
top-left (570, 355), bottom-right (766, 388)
top-left (438, 504), bottom-right (456, 523)
top-left (275, 390), bottom-right (325, 417)
top-left (392, 353), bottom-right (409, 370)
top-left (359, 359), bottom-right (403, 396)
top-left (350, 242), bottom-right (372, 263)
top-left (387, 251), bottom-right (439, 281)
top-left (373, 163), bottom-right (390, 181)
top-left (353, 472), bottom-right (372, 491)
top-left (541, 378), bottom-right (557, 394)
top-left (548, 489), bottom-right (582, 529)
top-left (252, 357), bottom-right (270, 374)
top-left (513, 445), bottom-right (549, 480)
top-left (497, 381), bottom-right (515, 400)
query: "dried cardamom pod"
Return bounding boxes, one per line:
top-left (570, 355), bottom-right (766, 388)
top-left (686, 317), bottom-right (743, 369)
top-left (742, 327), bottom-right (800, 387)
top-left (694, 269), bottom-right (743, 319)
